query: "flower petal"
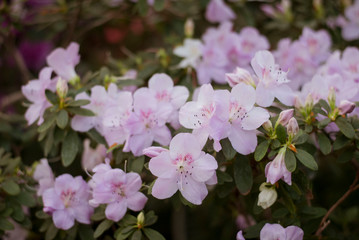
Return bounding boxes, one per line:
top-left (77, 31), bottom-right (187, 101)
top-left (105, 201), bottom-right (127, 222)
top-left (228, 126), bottom-right (257, 155)
top-left (151, 178), bottom-right (178, 200)
top-left (179, 177), bottom-right (208, 205)
top-left (53, 210), bottom-right (75, 230)
top-left (241, 107), bottom-right (270, 130)
top-left (127, 192), bottom-right (148, 211)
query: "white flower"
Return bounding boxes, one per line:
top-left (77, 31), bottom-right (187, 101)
top-left (257, 183), bottom-right (277, 209)
top-left (174, 39), bottom-right (203, 68)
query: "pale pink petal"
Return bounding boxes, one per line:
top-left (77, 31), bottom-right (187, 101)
top-left (53, 210), bottom-right (75, 230)
top-left (192, 153), bottom-right (218, 182)
top-left (260, 223), bottom-right (286, 240)
top-left (241, 107), bottom-right (270, 130)
top-left (197, 84), bottom-right (215, 106)
top-left (71, 115), bottom-right (95, 132)
top-left (148, 73), bottom-right (174, 92)
top-left (255, 82), bottom-right (275, 107)
top-left (205, 0), bottom-right (235, 23)
top-left (73, 204), bottom-right (93, 224)
top-left (231, 83), bottom-right (256, 110)
top-left (171, 86), bottom-right (189, 109)
top-left (192, 128), bottom-right (210, 149)
top-left (153, 126), bottom-right (172, 146)
top-left (272, 84), bottom-right (295, 106)
top-left (143, 146), bottom-right (168, 158)
top-left (126, 192), bottom-right (147, 211)
top-left (43, 188), bottom-right (64, 211)
top-left (228, 126), bottom-right (257, 155)
top-left (169, 133), bottom-right (201, 160)
top-left (151, 178), bottom-right (178, 199)
top-left (125, 172), bottom-right (142, 194)
top-left (179, 102), bottom-right (203, 129)
top-left (128, 133), bottom-right (154, 156)
top-left (179, 177), bottom-right (208, 205)
top-left (105, 201), bottom-right (127, 222)
top-left (205, 172), bottom-right (217, 185)
top-left (251, 50), bottom-right (275, 80)
top-left (149, 151), bottom-right (177, 178)
top-left (285, 226), bottom-right (304, 240)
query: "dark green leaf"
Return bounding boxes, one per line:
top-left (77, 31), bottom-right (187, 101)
top-left (45, 223), bottom-right (58, 240)
top-left (221, 138), bottom-right (236, 160)
top-left (143, 228), bottom-right (166, 240)
top-left (254, 140), bottom-right (269, 162)
top-left (0, 217), bottom-right (14, 231)
top-left (67, 99), bottom-right (90, 107)
top-left (45, 90), bottom-right (58, 105)
top-left (87, 128), bottom-right (107, 146)
top-left (337, 150), bottom-right (354, 163)
top-left (272, 208), bottom-right (289, 218)
top-left (217, 170), bottom-right (233, 184)
top-left (276, 124), bottom-right (287, 143)
top-left (295, 149), bottom-right (318, 171)
top-left (116, 79), bottom-right (144, 87)
top-left (1, 180), bottom-right (20, 195)
top-left (79, 224), bottom-right (95, 240)
top-left (67, 107), bottom-right (95, 116)
top-left (36, 211), bottom-right (50, 219)
top-left (116, 226), bottom-right (136, 240)
top-left (61, 130), bottom-right (79, 167)
top-left (233, 156), bottom-right (253, 195)
top-left (38, 114), bottom-right (56, 133)
top-left (15, 190), bottom-right (36, 207)
top-left (301, 206), bottom-right (327, 219)
top-left (129, 156), bottom-right (145, 173)
top-left (144, 211), bottom-right (158, 227)
top-left (44, 128), bottom-right (54, 157)
top-left (94, 219), bottom-right (113, 238)
top-left (336, 117), bottom-right (355, 139)
top-left (131, 230), bottom-right (142, 240)
top-left (305, 124), bottom-right (313, 133)
top-left (319, 99), bottom-right (330, 112)
top-left (333, 135), bottom-right (351, 150)
top-left (292, 130), bottom-right (308, 145)
top-left (317, 118), bottom-right (331, 129)
top-left (317, 133), bottom-right (331, 155)
top-left (11, 204), bottom-right (25, 222)
top-left (154, 0), bottom-right (165, 11)
top-left (285, 149), bottom-right (296, 172)
top-left (244, 221), bottom-right (266, 238)
top-left (56, 109), bottom-right (68, 129)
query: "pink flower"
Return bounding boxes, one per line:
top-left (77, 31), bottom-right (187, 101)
top-left (81, 139), bottom-right (108, 171)
top-left (21, 67), bottom-right (56, 125)
top-left (251, 50), bottom-right (294, 107)
top-left (260, 223), bottom-right (304, 240)
top-left (143, 146), bottom-right (168, 158)
top-left (46, 42), bottom-right (80, 83)
top-left (149, 133), bottom-right (218, 205)
top-left (225, 67), bottom-right (255, 87)
top-left (299, 27), bottom-right (331, 64)
top-left (236, 231), bottom-right (245, 240)
top-left (42, 174), bottom-right (93, 230)
top-left (33, 158), bottom-right (54, 196)
top-left (89, 166), bottom-right (147, 222)
top-left (124, 88), bottom-right (172, 156)
top-left (205, 0), bottom-right (235, 23)
top-left (265, 148), bottom-right (292, 185)
top-left (342, 0), bottom-right (359, 41)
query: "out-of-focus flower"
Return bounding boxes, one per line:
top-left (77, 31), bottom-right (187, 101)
top-left (342, 0), bottom-right (359, 41)
top-left (236, 231), bottom-right (245, 240)
top-left (257, 183), bottom-right (277, 209)
top-left (205, 0), bottom-right (235, 23)
top-left (19, 40), bottom-right (53, 71)
top-left (148, 133), bottom-right (218, 205)
top-left (81, 139), bottom-right (108, 171)
top-left (89, 165), bottom-right (147, 222)
top-left (174, 39), bottom-right (203, 68)
top-left (225, 67), bottom-right (255, 87)
top-left (56, 78), bottom-right (68, 99)
top-left (43, 174), bottom-right (93, 230)
top-left (33, 158), bottom-right (54, 196)
top-left (260, 223), bottom-right (304, 240)
top-left (143, 146), bottom-right (168, 158)
top-left (3, 220), bottom-right (28, 240)
top-left (21, 67), bottom-right (56, 125)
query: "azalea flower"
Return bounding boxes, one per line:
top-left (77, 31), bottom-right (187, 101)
top-left (265, 147), bottom-right (292, 185)
top-left (260, 223), bottom-right (304, 240)
top-left (173, 39), bottom-right (203, 68)
top-left (148, 133), bottom-right (218, 205)
top-left (42, 174), bottom-right (93, 230)
top-left (81, 139), bottom-right (108, 171)
top-left (205, 0), bottom-right (235, 23)
top-left (33, 158), bottom-right (54, 196)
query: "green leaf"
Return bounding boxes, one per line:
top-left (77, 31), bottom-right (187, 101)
top-left (87, 128), bottom-right (107, 146)
top-left (317, 133), bottom-right (331, 155)
top-left (45, 90), bottom-right (58, 105)
top-left (116, 226), bottom-right (136, 240)
top-left (217, 170), bottom-right (233, 184)
top-left (254, 140), bottom-right (269, 162)
top-left (143, 228), bottom-right (166, 240)
top-left (131, 230), bottom-right (142, 240)
top-left (38, 114), bottom-right (56, 133)
top-left (67, 99), bottom-right (90, 107)
top-left (276, 124), bottom-right (287, 143)
top-left (116, 79), bottom-right (144, 87)
top-left (94, 219), bottom-right (113, 238)
top-left (292, 130), bottom-right (308, 145)
top-left (0, 217), bottom-right (14, 231)
top-left (333, 135), bottom-right (351, 150)
top-left (272, 208), bottom-right (289, 219)
top-left (61, 130), bottom-right (79, 167)
top-left (243, 221), bottom-right (266, 239)
top-left (67, 107), bottom-right (95, 116)
top-left (36, 211), bottom-right (50, 219)
top-left (44, 128), bottom-right (54, 157)
top-left (154, 0), bottom-right (165, 11)
top-left (45, 223), bottom-right (58, 240)
top-left (233, 156), bottom-right (253, 195)
top-left (1, 180), bottom-right (20, 195)
top-left (79, 224), bottom-right (95, 240)
top-left (337, 150), bottom-right (354, 163)
top-left (129, 156), bottom-right (145, 173)
top-left (221, 138), bottom-right (236, 160)
top-left (56, 109), bottom-right (68, 129)
top-left (144, 211), bottom-right (158, 227)
top-left (336, 117), bottom-right (355, 139)
top-left (137, 0), bottom-right (149, 16)
top-left (295, 149), bottom-right (318, 171)
top-left (285, 149), bottom-right (296, 172)
top-left (15, 190), bottom-right (36, 207)
top-left (301, 206), bottom-right (327, 219)
top-left (11, 204), bottom-right (25, 222)
top-left (319, 99), bottom-right (330, 112)
top-left (317, 118), bottom-right (331, 129)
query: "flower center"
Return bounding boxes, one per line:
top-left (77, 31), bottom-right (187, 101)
top-left (173, 154), bottom-right (194, 190)
top-left (61, 189), bottom-right (76, 208)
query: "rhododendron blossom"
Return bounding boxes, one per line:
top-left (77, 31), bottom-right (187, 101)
top-left (260, 223), bottom-right (304, 240)
top-left (265, 147), bottom-right (292, 185)
top-left (205, 0), bottom-right (235, 23)
top-left (33, 158), bottom-right (54, 196)
top-left (42, 174), bottom-right (93, 230)
top-left (148, 133), bottom-right (218, 205)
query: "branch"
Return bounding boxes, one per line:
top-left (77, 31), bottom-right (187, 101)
top-left (315, 161), bottom-right (359, 238)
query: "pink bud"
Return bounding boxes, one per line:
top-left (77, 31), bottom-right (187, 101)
top-left (338, 100), bottom-right (356, 115)
top-left (262, 120), bottom-right (273, 132)
top-left (287, 117), bottom-right (299, 136)
top-left (277, 109), bottom-right (294, 126)
top-left (225, 67), bottom-right (255, 87)
top-left (143, 146), bottom-right (168, 158)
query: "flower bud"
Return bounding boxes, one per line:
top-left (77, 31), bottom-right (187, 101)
top-left (287, 117), bottom-right (299, 136)
top-left (328, 87), bottom-right (336, 110)
top-left (137, 212), bottom-right (145, 228)
top-left (338, 100), bottom-right (356, 115)
top-left (262, 120), bottom-right (273, 132)
top-left (225, 67), bottom-right (255, 88)
top-left (276, 109), bottom-right (294, 126)
top-left (257, 183), bottom-right (277, 209)
top-left (56, 78), bottom-right (68, 99)
top-left (184, 18), bottom-right (194, 38)
top-left (143, 146), bottom-right (168, 158)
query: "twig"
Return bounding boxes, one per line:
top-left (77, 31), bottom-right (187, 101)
top-left (315, 161), bottom-right (359, 238)
top-left (0, 91), bottom-right (24, 111)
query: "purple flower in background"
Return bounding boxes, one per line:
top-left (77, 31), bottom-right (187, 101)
top-left (81, 139), bottom-right (108, 171)
top-left (42, 174), bottom-right (93, 230)
top-left (148, 133), bottom-right (218, 205)
top-left (265, 147), bottom-right (292, 185)
top-left (342, 0), bottom-right (359, 41)
top-left (46, 42), bottom-right (80, 83)
top-left (21, 67), bottom-right (56, 125)
top-left (89, 166), bottom-right (147, 222)
top-left (19, 40), bottom-right (53, 71)
top-left (260, 223), bottom-right (304, 240)
top-left (33, 158), bottom-right (54, 196)
top-left (205, 0), bottom-right (235, 23)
